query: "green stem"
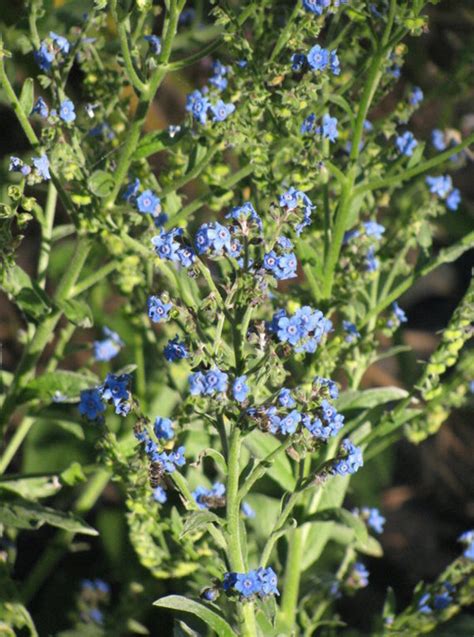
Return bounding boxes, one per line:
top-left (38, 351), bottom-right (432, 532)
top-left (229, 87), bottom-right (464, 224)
top-left (37, 182), bottom-right (58, 288)
top-left (168, 37), bottom-right (223, 70)
top-left (117, 18), bottom-right (148, 94)
top-left (226, 426), bottom-right (257, 637)
top-left (70, 261), bottom-right (118, 297)
top-left (0, 417), bottom-right (35, 475)
top-left (159, 143), bottom-right (220, 198)
top-left (280, 527), bottom-right (305, 625)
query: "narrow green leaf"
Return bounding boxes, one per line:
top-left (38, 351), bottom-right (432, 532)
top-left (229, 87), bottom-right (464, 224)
top-left (0, 476), bottom-right (61, 500)
top-left (336, 386), bottom-right (408, 411)
top-left (154, 596), bottom-right (237, 637)
top-left (1, 264), bottom-right (52, 320)
top-left (23, 370), bottom-right (99, 401)
top-left (19, 78), bottom-right (34, 116)
top-left (0, 498), bottom-right (98, 535)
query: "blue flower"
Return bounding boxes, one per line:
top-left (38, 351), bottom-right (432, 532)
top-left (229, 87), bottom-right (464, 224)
top-left (137, 190), bottom-right (161, 215)
top-left (359, 507), bottom-right (386, 534)
top-left (144, 35), bottom-right (161, 55)
top-left (346, 562), bottom-right (369, 589)
top-left (201, 587), bottom-right (219, 602)
top-left (152, 228), bottom-right (190, 264)
top-left (418, 593), bottom-right (432, 614)
top-left (59, 99), bottom-right (76, 123)
top-left (458, 529), bottom-right (474, 561)
top-left (49, 32), bottom-right (70, 54)
top-left (307, 44), bottom-right (329, 71)
top-left (232, 375), bottom-right (249, 402)
top-left (186, 89), bottom-right (210, 124)
top-left (189, 368), bottom-right (228, 396)
top-left (195, 222), bottom-right (232, 256)
top-left (431, 129), bottom-right (446, 151)
top-left (271, 306), bottom-right (331, 353)
top-left (100, 373), bottom-right (130, 403)
top-left (302, 0), bottom-right (330, 15)
top-left (34, 43), bottom-right (55, 72)
top-left (211, 100), bottom-right (235, 122)
top-left (329, 50), bottom-right (341, 75)
top-left (279, 409), bottom-right (302, 435)
top-left (343, 320), bottom-right (360, 343)
top-left (169, 445), bottom-right (186, 467)
top-left (330, 438), bottom-right (363, 475)
top-left (223, 568), bottom-right (279, 598)
top-left (226, 202), bottom-right (263, 231)
top-left (241, 502), bottom-right (256, 518)
top-left (256, 567), bottom-right (279, 596)
top-left (153, 486), bottom-right (167, 503)
top-left (31, 97), bottom-right (49, 118)
top-left (365, 245), bottom-right (379, 272)
top-left (32, 154), bottom-right (51, 180)
top-left (395, 131), bottom-right (418, 157)
top-left (313, 376), bottom-right (339, 400)
top-left (426, 175), bottom-right (452, 198)
top-left (122, 178), bottom-right (141, 203)
top-left (93, 327), bottom-right (123, 362)
top-left (147, 296), bottom-right (172, 323)
top-left (409, 86), bottom-right (423, 106)
top-left (446, 188), bottom-right (461, 211)
top-left (154, 416), bottom-right (175, 441)
top-left (234, 571), bottom-right (261, 597)
top-left (387, 301), bottom-right (407, 328)
top-left (164, 336), bottom-right (189, 362)
top-left (278, 388), bottom-right (296, 408)
top-left (9, 156), bottom-right (31, 176)
top-left (363, 221), bottom-right (385, 240)
top-left (79, 388), bottom-right (106, 421)
top-left (189, 371), bottom-right (205, 395)
top-left (322, 113), bottom-right (338, 142)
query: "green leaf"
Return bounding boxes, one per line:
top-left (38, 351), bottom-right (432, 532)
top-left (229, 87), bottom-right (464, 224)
top-left (303, 508), bottom-right (368, 544)
top-left (1, 264), bottom-right (51, 321)
top-left (60, 462), bottom-right (87, 486)
top-left (330, 524), bottom-right (383, 556)
top-left (19, 78), bottom-right (34, 116)
top-left (336, 386), bottom-right (408, 411)
top-left (407, 141), bottom-right (425, 168)
top-left (58, 298), bottom-right (93, 327)
top-left (87, 170), bottom-right (115, 198)
top-left (194, 448), bottom-right (227, 473)
top-left (132, 128), bottom-right (185, 160)
top-left (243, 431), bottom-right (296, 491)
top-left (23, 370), bottom-right (99, 401)
top-left (180, 510), bottom-right (223, 539)
top-left (154, 596), bottom-right (237, 637)
top-left (0, 498), bottom-right (98, 535)
top-left (0, 476), bottom-right (61, 499)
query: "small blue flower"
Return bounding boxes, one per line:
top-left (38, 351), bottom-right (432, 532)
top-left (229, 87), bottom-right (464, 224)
top-left (387, 301), bottom-right (407, 327)
top-left (409, 86), bottom-right (423, 106)
top-left (241, 502), bottom-right (256, 518)
top-left (31, 97), bottom-right (49, 118)
top-left (34, 43), bottom-right (55, 72)
top-left (234, 571), bottom-right (261, 597)
top-left (278, 388), bottom-right (296, 408)
top-left (79, 388), bottom-right (105, 421)
top-left (395, 131), bottom-right (418, 157)
top-left (164, 336), bottom-right (189, 362)
top-left (302, 0), bottom-right (330, 15)
top-left (147, 296), bottom-right (172, 323)
top-left (210, 100), bottom-right (235, 122)
top-left (446, 188), bottom-right (461, 211)
top-left (343, 320), bottom-right (360, 343)
top-left (322, 113), bottom-right (338, 142)
top-left (49, 31), bottom-right (70, 54)
top-left (365, 245), bottom-right (379, 272)
top-left (100, 373), bottom-right (130, 403)
top-left (359, 507), bottom-right (386, 534)
top-left (431, 129), bottom-right (446, 151)
top-left (59, 98), bottom-right (76, 123)
top-left (313, 376), bottom-right (339, 400)
top-left (346, 562), bottom-right (369, 589)
top-left (301, 113), bottom-right (317, 134)
top-left (363, 221), bottom-right (385, 240)
top-left (256, 567), bottom-right (279, 596)
top-left (169, 445), bottom-right (186, 468)
top-left (307, 44), bottom-right (329, 71)
top-left (144, 35), bottom-right (161, 55)
top-left (279, 409), bottom-right (302, 435)
top-left (291, 53), bottom-right (306, 72)
top-left (186, 89), bottom-right (210, 124)
top-left (137, 189), bottom-right (161, 215)
top-left (153, 486), bottom-right (167, 503)
top-left (9, 156), bottom-right (31, 176)
top-left (232, 375), bottom-right (249, 402)
top-left (122, 178), bottom-right (141, 203)
top-left (93, 327), bottom-right (123, 362)
top-left (458, 529), bottom-right (474, 561)
top-left (426, 175), bottom-right (452, 198)
top-left (32, 154), bottom-right (51, 180)
top-left (154, 416), bottom-right (175, 441)
top-left (330, 438), bottom-right (363, 475)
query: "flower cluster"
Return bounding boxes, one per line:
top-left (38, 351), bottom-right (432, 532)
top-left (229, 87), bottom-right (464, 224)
top-left (93, 327), bottom-right (123, 362)
top-left (9, 154), bottom-right (51, 182)
top-left (148, 295), bottom-right (173, 323)
top-left (164, 336), bottom-right (189, 362)
top-left (185, 59), bottom-right (235, 125)
top-left (151, 228), bottom-right (196, 268)
top-left (278, 186), bottom-right (316, 236)
top-left (426, 175), bottom-right (461, 211)
top-left (345, 562), bottom-right (369, 590)
top-left (122, 178), bottom-right (166, 224)
top-left (395, 131), bottom-right (418, 157)
top-left (263, 237), bottom-right (297, 280)
top-left (302, 0), bottom-right (348, 15)
top-left (329, 438), bottom-right (364, 476)
top-left (79, 373), bottom-right (132, 421)
top-left (134, 422), bottom-right (185, 475)
top-left (343, 220), bottom-right (385, 273)
top-left (292, 44), bottom-right (340, 75)
top-left (34, 31), bottom-right (70, 72)
top-left (301, 112), bottom-right (339, 142)
top-left (223, 567), bottom-right (279, 599)
top-left (409, 86), bottom-right (424, 107)
top-left (418, 583), bottom-right (455, 614)
top-left (189, 368), bottom-right (229, 396)
top-left (270, 305), bottom-right (332, 354)
top-left (193, 482), bottom-right (226, 510)
top-left (303, 399), bottom-right (344, 441)
top-left (154, 416), bottom-right (175, 441)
